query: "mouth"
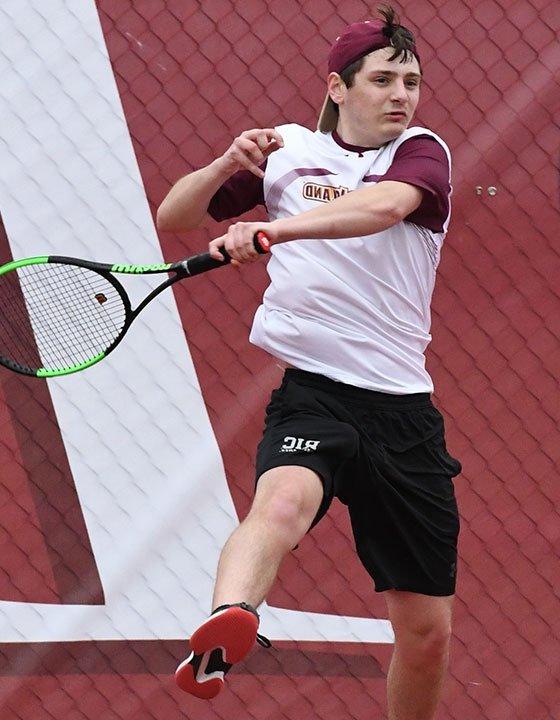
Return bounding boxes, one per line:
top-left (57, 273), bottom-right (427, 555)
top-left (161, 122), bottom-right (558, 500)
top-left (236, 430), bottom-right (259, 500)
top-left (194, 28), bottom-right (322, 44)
top-left (386, 111), bottom-right (407, 121)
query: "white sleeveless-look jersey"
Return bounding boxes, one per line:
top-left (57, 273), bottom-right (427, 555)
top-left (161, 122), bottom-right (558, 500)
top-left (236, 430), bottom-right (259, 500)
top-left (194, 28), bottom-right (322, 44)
top-left (249, 123), bottom-right (452, 394)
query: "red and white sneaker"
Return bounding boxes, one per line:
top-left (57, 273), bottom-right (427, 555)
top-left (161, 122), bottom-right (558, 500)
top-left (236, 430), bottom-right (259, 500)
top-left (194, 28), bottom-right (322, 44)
top-left (175, 647), bottom-right (232, 699)
top-left (175, 602), bottom-right (270, 699)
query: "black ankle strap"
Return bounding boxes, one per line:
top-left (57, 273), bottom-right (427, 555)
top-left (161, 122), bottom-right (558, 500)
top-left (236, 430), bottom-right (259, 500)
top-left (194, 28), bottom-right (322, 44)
top-left (211, 602), bottom-right (272, 649)
top-left (212, 601), bottom-right (259, 618)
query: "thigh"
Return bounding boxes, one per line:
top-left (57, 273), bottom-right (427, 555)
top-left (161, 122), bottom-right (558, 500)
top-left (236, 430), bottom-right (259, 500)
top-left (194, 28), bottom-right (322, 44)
top-left (256, 377), bottom-right (361, 527)
top-left (347, 405), bottom-right (460, 596)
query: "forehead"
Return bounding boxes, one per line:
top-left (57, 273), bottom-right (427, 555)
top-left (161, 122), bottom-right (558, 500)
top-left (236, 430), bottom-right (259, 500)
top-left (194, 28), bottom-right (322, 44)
top-left (359, 47), bottom-right (421, 76)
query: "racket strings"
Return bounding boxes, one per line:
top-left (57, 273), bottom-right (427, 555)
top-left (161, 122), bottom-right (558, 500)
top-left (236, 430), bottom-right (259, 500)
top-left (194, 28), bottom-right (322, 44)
top-left (8, 265), bottom-right (124, 368)
top-left (30, 265), bottom-right (126, 363)
top-left (0, 263), bottom-right (127, 372)
top-left (0, 266), bottom-right (87, 369)
top-left (24, 266), bottom-right (121, 355)
top-left (0, 295), bottom-right (42, 368)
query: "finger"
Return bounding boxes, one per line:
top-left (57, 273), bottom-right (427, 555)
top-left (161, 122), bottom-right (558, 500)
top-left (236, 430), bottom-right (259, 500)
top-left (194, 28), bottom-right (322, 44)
top-left (231, 252), bottom-right (257, 265)
top-left (246, 163), bottom-right (265, 179)
top-left (256, 132), bottom-right (269, 151)
top-left (259, 130), bottom-right (284, 160)
top-left (232, 226), bottom-right (255, 263)
top-left (224, 231), bottom-right (242, 262)
top-left (208, 239), bottom-right (226, 261)
top-left (235, 137), bottom-right (265, 165)
top-left (263, 128), bottom-right (284, 147)
top-left (262, 139), bottom-right (281, 158)
top-left (254, 130), bottom-right (283, 158)
top-left (248, 128), bottom-right (284, 146)
top-left (231, 146), bottom-right (265, 178)
top-left (228, 237), bottom-right (250, 263)
top-left (232, 154), bottom-right (265, 178)
top-left (240, 128), bottom-right (284, 154)
top-left (241, 244), bottom-right (259, 262)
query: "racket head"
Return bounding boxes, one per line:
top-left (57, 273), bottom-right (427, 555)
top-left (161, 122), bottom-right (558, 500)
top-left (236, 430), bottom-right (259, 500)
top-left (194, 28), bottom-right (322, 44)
top-left (0, 256), bottom-right (132, 377)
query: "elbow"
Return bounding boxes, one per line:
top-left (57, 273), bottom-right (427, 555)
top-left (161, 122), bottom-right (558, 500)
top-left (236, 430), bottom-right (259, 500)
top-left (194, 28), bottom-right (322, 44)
top-left (156, 204), bottom-right (194, 233)
top-left (156, 199), bottom-right (209, 233)
top-left (374, 204), bottom-right (404, 231)
top-left (156, 204), bottom-right (177, 233)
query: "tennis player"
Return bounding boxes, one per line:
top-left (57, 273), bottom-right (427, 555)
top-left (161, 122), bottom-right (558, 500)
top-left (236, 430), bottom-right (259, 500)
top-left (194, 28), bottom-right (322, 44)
top-left (158, 6), bottom-right (461, 719)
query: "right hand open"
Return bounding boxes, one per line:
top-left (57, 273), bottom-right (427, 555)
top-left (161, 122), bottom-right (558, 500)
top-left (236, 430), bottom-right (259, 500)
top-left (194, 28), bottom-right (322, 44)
top-left (220, 128), bottom-right (284, 179)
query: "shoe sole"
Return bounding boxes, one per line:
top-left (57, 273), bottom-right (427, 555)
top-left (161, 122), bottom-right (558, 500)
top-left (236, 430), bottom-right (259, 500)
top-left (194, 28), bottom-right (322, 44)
top-left (189, 606), bottom-right (259, 664)
top-left (175, 651), bottom-right (224, 699)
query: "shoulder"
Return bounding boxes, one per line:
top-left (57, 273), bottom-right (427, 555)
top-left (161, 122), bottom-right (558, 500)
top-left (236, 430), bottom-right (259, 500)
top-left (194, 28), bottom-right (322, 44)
top-left (379, 128), bottom-right (452, 233)
top-left (265, 123), bottom-right (324, 178)
top-left (275, 122), bottom-right (313, 135)
top-left (393, 127), bottom-right (451, 164)
top-left (384, 128), bottom-right (452, 187)
top-left (274, 123), bottom-right (316, 146)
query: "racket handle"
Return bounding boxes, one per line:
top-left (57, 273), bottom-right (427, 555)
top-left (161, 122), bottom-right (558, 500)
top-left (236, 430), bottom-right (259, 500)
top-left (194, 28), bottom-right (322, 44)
top-left (182, 232), bottom-right (270, 277)
top-left (220, 231), bottom-right (270, 261)
top-left (253, 232), bottom-right (271, 254)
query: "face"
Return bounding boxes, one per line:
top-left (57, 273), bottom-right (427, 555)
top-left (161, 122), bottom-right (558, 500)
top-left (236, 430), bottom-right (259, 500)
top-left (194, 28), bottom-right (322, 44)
top-left (330, 47), bottom-right (422, 146)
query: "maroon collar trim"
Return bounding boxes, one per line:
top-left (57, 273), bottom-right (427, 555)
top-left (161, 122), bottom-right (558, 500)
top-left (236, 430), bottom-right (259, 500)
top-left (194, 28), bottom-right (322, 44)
top-left (332, 129), bottom-right (380, 153)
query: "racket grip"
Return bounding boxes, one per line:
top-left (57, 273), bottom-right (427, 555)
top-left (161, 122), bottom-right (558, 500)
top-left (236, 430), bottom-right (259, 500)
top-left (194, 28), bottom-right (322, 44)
top-left (220, 231), bottom-right (270, 261)
top-left (183, 232), bottom-right (270, 276)
top-left (253, 232), bottom-right (271, 254)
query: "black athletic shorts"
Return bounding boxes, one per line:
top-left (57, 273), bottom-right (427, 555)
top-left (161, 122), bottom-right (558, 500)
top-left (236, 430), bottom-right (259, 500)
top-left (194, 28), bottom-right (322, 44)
top-left (255, 369), bottom-right (462, 596)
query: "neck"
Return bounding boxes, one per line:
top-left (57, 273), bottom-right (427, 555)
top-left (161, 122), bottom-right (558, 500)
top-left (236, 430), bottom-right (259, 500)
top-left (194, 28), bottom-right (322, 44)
top-left (335, 117), bottom-right (384, 149)
top-left (332, 129), bottom-right (380, 154)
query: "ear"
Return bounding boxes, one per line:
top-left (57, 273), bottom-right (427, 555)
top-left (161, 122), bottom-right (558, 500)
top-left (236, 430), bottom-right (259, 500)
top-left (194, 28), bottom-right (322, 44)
top-left (327, 72), bottom-right (346, 106)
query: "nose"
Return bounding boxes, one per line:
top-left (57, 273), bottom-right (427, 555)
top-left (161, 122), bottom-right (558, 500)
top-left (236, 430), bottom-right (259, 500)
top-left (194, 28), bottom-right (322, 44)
top-left (391, 79), bottom-right (408, 103)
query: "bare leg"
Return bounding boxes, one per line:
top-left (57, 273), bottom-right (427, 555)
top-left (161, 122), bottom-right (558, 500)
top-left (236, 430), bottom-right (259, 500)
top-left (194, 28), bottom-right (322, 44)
top-left (212, 465), bottom-right (323, 610)
top-left (385, 591), bottom-right (454, 720)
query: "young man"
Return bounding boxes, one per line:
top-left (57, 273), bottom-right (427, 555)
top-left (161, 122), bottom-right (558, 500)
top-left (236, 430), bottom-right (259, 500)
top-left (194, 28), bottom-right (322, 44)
top-left (158, 7), bottom-right (461, 719)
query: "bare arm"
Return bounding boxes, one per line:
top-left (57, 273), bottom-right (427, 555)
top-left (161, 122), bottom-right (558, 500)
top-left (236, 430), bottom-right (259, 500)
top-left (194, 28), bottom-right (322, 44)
top-left (156, 157), bottom-right (236, 233)
top-left (156, 128), bottom-right (284, 233)
top-left (271, 180), bottom-right (422, 242)
top-left (207, 180), bottom-right (423, 262)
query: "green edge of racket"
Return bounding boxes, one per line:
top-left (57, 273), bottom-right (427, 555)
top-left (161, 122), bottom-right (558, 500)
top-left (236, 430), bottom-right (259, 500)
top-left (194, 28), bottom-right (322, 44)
top-left (0, 233), bottom-right (269, 378)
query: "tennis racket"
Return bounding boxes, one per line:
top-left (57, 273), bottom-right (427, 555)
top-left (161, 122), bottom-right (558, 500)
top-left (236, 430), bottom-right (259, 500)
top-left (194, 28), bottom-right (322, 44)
top-left (0, 232), bottom-right (270, 378)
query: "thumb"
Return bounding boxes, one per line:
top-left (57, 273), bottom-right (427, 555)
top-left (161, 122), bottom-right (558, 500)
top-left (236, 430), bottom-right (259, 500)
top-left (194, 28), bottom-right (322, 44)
top-left (262, 139), bottom-right (282, 158)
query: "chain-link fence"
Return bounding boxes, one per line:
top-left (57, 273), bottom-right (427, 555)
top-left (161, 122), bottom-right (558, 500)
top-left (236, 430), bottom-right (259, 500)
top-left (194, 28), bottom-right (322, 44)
top-left (0, 1), bottom-right (558, 718)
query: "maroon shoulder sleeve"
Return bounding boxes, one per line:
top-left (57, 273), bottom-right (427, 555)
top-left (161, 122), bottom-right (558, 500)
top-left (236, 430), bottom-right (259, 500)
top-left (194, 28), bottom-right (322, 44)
top-left (207, 162), bottom-right (266, 221)
top-left (379, 136), bottom-right (451, 232)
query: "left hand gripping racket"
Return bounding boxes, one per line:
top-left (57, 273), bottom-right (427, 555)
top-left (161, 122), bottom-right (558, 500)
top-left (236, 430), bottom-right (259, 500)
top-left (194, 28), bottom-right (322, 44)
top-left (0, 232), bottom-right (270, 378)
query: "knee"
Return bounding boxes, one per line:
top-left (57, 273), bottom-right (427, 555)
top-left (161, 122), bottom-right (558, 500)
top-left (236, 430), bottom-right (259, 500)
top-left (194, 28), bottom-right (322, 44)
top-left (249, 468), bottom-right (323, 542)
top-left (394, 616), bottom-right (452, 668)
top-left (250, 488), bottom-right (314, 543)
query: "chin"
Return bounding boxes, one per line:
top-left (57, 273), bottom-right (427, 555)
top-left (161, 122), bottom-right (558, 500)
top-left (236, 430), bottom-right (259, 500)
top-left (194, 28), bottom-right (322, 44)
top-left (381, 126), bottom-right (407, 143)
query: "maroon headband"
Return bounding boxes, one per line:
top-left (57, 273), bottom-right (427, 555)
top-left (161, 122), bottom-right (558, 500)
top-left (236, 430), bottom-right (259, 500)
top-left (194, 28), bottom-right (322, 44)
top-left (328, 20), bottom-right (420, 75)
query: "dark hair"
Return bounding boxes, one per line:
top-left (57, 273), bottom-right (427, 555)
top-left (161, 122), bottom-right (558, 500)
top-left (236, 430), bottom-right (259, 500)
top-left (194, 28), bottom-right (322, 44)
top-left (339, 56), bottom-right (366, 90)
top-left (339, 5), bottom-right (419, 93)
top-left (379, 5), bottom-right (418, 65)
